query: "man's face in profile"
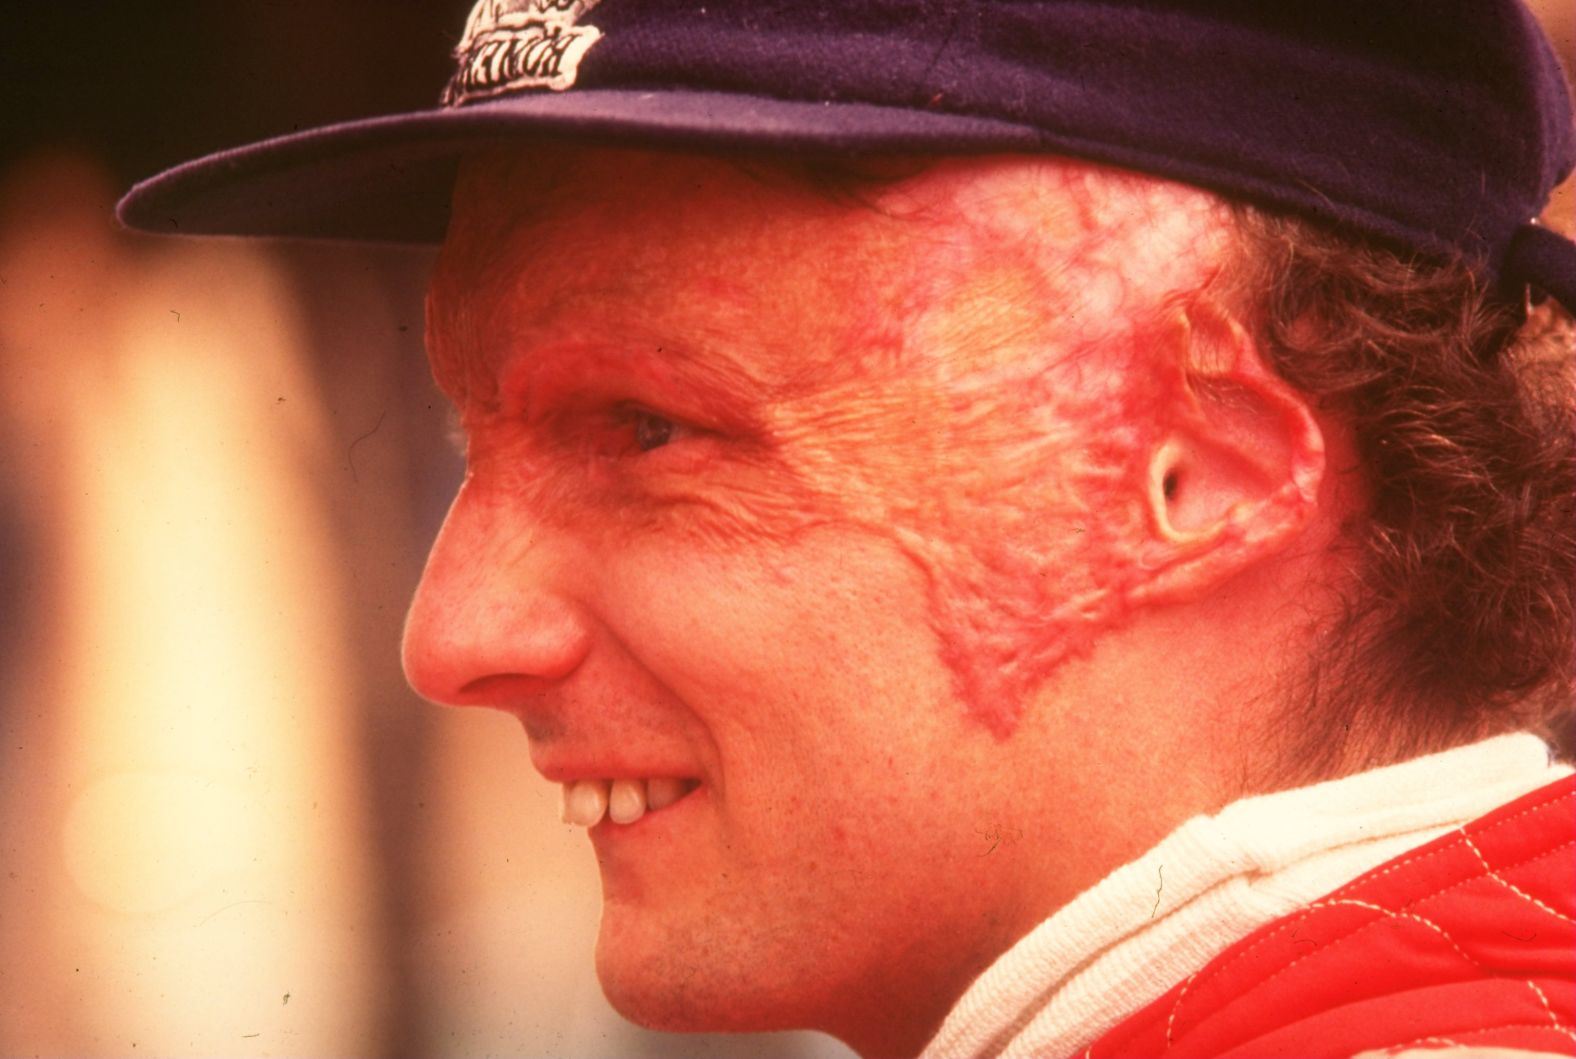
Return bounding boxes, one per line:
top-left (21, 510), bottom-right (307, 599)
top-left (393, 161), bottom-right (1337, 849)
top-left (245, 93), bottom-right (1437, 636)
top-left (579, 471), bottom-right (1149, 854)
top-left (403, 146), bottom-right (1230, 1052)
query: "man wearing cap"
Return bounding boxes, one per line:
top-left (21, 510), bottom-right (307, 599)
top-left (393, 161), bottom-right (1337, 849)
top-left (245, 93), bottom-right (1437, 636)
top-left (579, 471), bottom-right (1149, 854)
top-left (120, 2), bottom-right (1576, 1057)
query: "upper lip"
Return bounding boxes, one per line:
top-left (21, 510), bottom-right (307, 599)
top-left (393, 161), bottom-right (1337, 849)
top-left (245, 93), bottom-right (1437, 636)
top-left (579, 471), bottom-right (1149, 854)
top-left (530, 752), bottom-right (703, 786)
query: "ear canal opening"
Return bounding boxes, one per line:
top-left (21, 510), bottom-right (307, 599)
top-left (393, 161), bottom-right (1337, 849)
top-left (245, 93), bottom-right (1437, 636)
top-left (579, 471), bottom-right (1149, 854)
top-left (1150, 433), bottom-right (1274, 540)
top-left (1149, 440), bottom-right (1200, 542)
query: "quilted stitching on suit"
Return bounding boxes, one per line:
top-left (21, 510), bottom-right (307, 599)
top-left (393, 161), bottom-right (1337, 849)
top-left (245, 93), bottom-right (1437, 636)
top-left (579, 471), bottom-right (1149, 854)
top-left (1459, 828), bottom-right (1576, 925)
top-left (1152, 784), bottom-right (1575, 1053)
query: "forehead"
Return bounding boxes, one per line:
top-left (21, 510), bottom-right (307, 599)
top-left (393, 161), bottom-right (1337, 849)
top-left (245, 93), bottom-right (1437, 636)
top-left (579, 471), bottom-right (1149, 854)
top-left (430, 150), bottom-right (920, 377)
top-left (425, 147), bottom-right (1229, 400)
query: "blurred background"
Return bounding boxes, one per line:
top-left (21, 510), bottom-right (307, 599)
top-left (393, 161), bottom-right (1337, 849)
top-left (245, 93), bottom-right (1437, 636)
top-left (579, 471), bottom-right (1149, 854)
top-left (0, 4), bottom-right (1570, 1057)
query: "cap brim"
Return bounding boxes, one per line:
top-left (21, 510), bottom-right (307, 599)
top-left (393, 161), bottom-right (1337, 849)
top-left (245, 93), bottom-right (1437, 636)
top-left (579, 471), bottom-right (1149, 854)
top-left (116, 89), bottom-right (1047, 243)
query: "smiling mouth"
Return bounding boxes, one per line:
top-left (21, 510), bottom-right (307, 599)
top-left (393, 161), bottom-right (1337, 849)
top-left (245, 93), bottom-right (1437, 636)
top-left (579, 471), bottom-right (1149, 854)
top-left (560, 777), bottom-right (702, 828)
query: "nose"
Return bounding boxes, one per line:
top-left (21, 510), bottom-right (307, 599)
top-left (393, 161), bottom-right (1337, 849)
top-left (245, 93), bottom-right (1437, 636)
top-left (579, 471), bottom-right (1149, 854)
top-left (402, 481), bottom-right (593, 709)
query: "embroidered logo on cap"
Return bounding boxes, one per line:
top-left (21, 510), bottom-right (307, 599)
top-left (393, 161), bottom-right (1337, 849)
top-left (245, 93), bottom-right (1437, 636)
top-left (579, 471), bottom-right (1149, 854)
top-left (443, 0), bottom-right (605, 106)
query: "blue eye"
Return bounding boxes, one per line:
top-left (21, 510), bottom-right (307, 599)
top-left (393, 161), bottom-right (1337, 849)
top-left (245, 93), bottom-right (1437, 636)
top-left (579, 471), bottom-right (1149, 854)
top-left (632, 409), bottom-right (675, 452)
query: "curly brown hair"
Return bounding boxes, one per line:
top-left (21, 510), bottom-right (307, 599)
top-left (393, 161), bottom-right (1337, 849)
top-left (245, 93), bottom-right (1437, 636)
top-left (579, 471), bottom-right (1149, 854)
top-left (1231, 210), bottom-right (1576, 781)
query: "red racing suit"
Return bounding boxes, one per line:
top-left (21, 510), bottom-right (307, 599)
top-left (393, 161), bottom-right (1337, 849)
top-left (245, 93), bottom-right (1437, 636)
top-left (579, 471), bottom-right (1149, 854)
top-left (1084, 776), bottom-right (1576, 1058)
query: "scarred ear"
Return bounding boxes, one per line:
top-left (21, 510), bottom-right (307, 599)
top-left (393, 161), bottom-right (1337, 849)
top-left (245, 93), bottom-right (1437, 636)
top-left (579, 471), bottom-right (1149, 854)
top-left (1128, 296), bottom-right (1325, 606)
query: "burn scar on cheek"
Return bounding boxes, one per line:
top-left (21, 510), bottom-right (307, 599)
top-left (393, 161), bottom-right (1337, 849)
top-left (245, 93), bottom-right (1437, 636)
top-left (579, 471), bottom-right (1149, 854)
top-left (868, 349), bottom-right (1160, 737)
top-left (883, 335), bottom-right (1168, 739)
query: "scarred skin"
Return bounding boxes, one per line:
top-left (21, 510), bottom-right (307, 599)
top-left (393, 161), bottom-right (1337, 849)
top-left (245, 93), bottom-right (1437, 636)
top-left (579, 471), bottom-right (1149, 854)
top-left (405, 148), bottom-right (1343, 1056)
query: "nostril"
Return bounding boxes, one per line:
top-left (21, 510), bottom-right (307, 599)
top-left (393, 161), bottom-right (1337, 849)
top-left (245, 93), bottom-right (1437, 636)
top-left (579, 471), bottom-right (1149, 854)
top-left (459, 672), bottom-right (542, 700)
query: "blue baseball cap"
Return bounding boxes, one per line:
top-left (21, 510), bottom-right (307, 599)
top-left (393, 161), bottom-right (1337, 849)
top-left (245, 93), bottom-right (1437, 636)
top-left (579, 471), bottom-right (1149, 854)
top-left (117, 0), bottom-right (1576, 310)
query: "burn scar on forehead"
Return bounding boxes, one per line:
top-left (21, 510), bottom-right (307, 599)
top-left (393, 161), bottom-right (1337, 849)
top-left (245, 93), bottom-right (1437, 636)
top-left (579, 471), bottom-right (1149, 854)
top-left (430, 151), bottom-right (1234, 738)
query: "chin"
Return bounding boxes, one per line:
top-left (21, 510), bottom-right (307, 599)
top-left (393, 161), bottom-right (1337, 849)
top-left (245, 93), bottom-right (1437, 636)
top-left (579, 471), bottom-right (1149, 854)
top-left (594, 917), bottom-right (818, 1037)
top-left (596, 953), bottom-right (774, 1035)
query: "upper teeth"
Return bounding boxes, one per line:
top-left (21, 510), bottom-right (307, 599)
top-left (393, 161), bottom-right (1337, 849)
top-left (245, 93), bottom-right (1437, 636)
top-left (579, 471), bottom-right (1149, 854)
top-left (561, 777), bottom-right (692, 828)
